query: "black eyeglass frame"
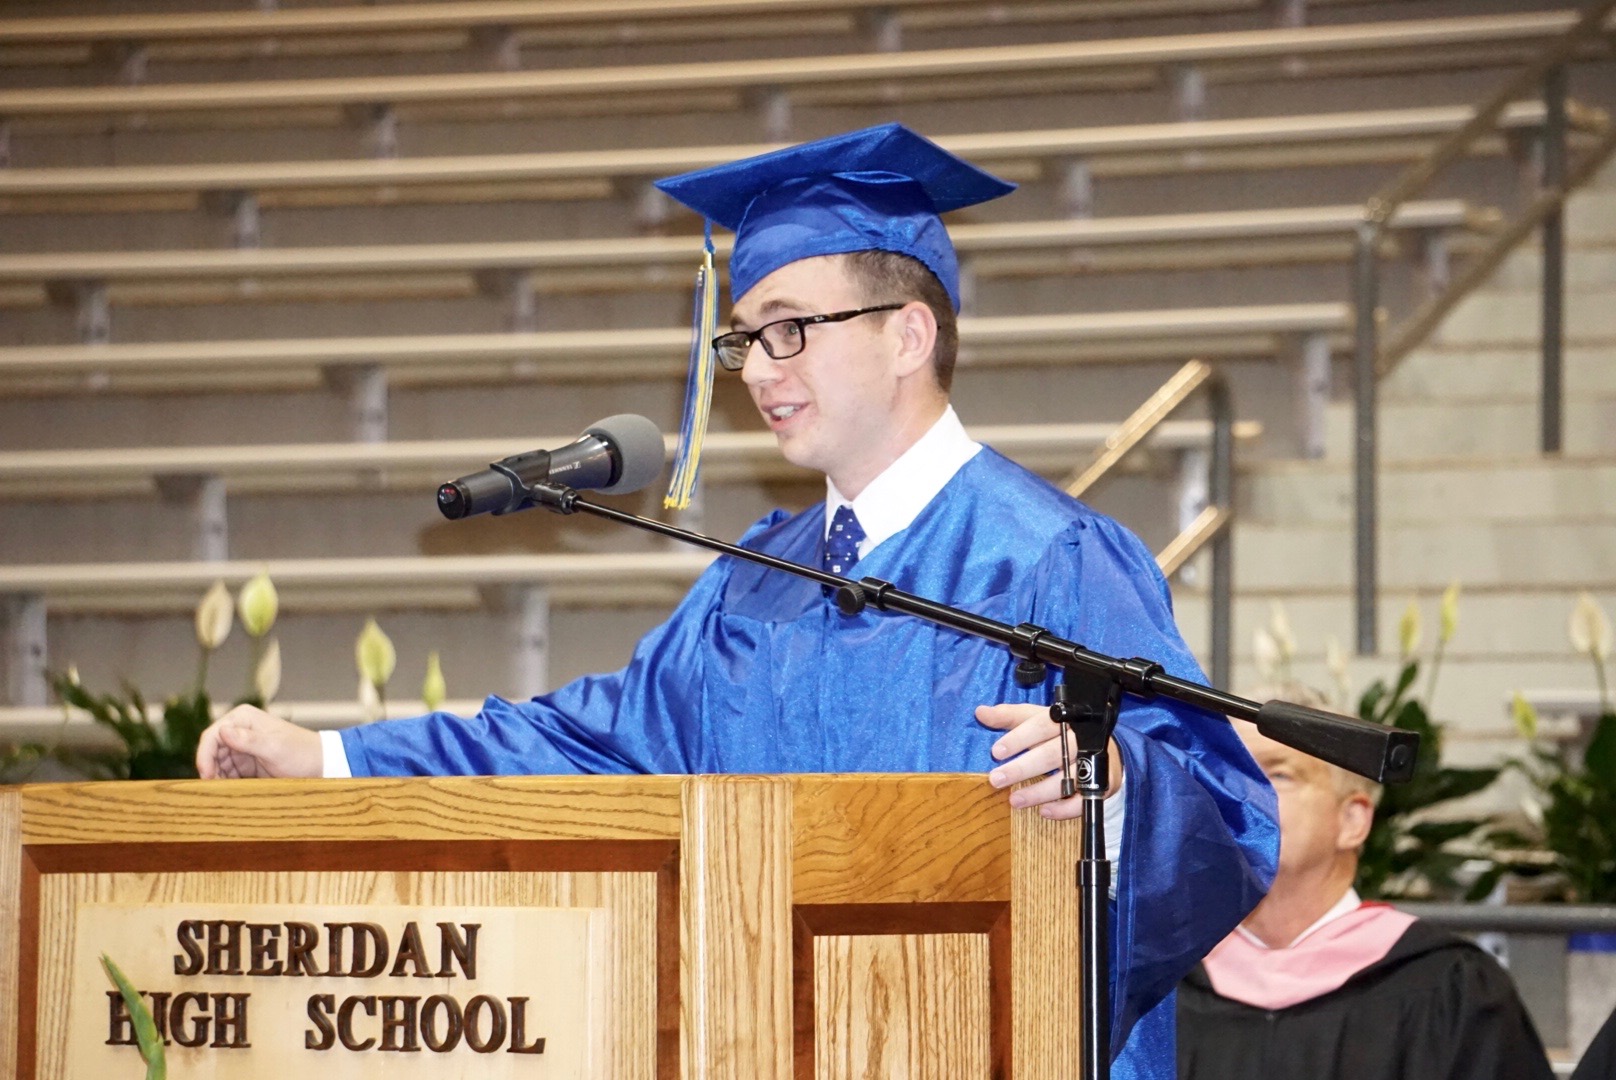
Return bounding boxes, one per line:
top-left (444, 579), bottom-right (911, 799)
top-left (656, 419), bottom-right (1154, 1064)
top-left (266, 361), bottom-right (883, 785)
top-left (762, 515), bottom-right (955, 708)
top-left (710, 304), bottom-right (905, 371)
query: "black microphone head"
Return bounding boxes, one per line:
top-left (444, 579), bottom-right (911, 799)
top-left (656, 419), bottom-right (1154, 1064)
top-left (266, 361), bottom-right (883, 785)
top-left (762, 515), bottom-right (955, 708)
top-left (586, 413), bottom-right (666, 495)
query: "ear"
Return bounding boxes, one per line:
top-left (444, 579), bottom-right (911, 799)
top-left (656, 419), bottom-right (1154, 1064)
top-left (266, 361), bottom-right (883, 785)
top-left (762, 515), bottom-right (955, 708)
top-left (889, 301), bottom-right (938, 381)
top-left (1337, 792), bottom-right (1375, 852)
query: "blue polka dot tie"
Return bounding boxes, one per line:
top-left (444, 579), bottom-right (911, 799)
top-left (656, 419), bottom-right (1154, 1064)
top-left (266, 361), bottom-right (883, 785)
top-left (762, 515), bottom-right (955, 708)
top-left (824, 505), bottom-right (866, 576)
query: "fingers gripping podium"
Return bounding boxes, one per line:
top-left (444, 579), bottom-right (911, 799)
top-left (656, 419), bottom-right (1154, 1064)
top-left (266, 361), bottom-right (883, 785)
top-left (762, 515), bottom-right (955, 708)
top-left (0, 773), bottom-right (1082, 1079)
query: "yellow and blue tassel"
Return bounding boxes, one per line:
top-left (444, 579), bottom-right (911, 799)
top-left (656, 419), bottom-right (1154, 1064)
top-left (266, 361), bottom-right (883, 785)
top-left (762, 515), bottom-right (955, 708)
top-left (664, 224), bottom-right (720, 511)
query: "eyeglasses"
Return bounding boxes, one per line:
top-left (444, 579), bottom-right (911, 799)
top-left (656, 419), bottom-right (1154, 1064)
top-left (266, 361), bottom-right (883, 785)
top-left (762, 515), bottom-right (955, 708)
top-left (710, 304), bottom-right (904, 372)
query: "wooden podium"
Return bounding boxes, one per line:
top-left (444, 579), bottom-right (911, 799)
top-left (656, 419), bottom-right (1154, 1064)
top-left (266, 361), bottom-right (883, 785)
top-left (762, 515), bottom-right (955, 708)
top-left (0, 774), bottom-right (1081, 1079)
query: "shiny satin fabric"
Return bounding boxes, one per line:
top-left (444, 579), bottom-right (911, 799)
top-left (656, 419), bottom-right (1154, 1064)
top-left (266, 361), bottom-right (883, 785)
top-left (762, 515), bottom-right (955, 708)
top-left (342, 448), bottom-right (1279, 1078)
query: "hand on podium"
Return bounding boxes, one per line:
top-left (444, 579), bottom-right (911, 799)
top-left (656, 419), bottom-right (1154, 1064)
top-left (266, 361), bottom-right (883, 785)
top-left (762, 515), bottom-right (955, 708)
top-left (195, 705), bottom-right (324, 779)
top-left (977, 703), bottom-right (1123, 820)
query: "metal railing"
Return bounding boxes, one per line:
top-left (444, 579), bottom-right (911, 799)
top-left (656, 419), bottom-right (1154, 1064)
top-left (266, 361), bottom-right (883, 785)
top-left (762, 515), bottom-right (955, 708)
top-left (1066, 359), bottom-right (1235, 688)
top-left (1350, 0), bottom-right (1616, 654)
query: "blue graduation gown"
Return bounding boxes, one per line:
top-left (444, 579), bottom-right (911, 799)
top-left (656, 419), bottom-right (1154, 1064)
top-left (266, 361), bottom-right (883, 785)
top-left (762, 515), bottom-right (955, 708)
top-left (343, 447), bottom-right (1279, 1078)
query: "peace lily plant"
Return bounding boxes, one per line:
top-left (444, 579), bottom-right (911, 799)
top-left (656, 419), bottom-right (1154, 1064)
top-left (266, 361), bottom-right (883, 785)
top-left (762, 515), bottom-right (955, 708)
top-left (1, 575), bottom-right (444, 781)
top-left (1496, 593), bottom-right (1616, 904)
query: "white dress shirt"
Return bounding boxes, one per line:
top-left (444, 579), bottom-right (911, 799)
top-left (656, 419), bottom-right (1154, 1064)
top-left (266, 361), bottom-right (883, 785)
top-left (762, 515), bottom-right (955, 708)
top-left (1235, 887), bottom-right (1363, 950)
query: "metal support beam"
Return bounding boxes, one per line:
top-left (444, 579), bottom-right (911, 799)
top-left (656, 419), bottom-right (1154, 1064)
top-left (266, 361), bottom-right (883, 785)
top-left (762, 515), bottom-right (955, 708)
top-left (155, 473), bottom-right (229, 562)
top-left (1352, 224), bottom-right (1381, 655)
top-left (74, 281), bottom-right (111, 345)
top-left (1207, 376), bottom-right (1234, 692)
top-left (1057, 158), bottom-right (1093, 219)
top-left (471, 24), bottom-right (520, 70)
top-left (476, 268), bottom-right (538, 333)
top-left (860, 6), bottom-right (902, 52)
top-left (347, 102), bottom-right (398, 159)
top-left (323, 363), bottom-right (389, 443)
top-left (1296, 331), bottom-right (1331, 459)
top-left (753, 88), bottom-right (792, 143)
top-left (506, 585), bottom-right (551, 699)
top-left (1417, 230), bottom-right (1451, 299)
top-left (1, 593), bottom-right (47, 708)
top-left (1541, 65), bottom-right (1568, 455)
top-left (1170, 64), bottom-right (1207, 123)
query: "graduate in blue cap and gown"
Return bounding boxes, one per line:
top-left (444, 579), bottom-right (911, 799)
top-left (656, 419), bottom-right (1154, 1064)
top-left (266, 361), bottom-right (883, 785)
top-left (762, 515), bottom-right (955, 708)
top-left (196, 123), bottom-right (1278, 1079)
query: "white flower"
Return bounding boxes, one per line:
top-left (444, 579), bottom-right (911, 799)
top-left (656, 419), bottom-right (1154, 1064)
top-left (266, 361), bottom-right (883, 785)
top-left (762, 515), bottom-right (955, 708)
top-left (194, 580), bottom-right (233, 652)
top-left (358, 676), bottom-right (383, 722)
top-left (1268, 601), bottom-right (1297, 663)
top-left (1253, 626), bottom-right (1281, 681)
top-left (1325, 635), bottom-right (1352, 702)
top-left (1569, 593), bottom-right (1612, 661)
top-left (254, 637), bottom-right (282, 703)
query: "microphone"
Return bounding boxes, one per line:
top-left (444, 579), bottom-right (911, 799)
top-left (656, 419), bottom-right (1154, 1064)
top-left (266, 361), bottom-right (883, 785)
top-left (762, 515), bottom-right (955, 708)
top-left (436, 413), bottom-right (665, 520)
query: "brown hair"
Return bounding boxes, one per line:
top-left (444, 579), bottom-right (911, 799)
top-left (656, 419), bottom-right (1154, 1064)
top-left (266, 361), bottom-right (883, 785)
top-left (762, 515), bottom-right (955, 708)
top-left (842, 249), bottom-right (959, 392)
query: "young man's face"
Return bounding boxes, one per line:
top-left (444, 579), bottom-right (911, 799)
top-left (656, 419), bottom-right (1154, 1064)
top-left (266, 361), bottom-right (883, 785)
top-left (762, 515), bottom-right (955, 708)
top-left (728, 255), bottom-right (911, 493)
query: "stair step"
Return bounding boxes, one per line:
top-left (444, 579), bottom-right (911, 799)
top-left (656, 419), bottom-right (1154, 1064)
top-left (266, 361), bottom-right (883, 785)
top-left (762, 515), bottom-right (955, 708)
top-left (1229, 519), bottom-right (1616, 590)
top-left (1436, 287), bottom-right (1616, 345)
top-left (1321, 396), bottom-right (1616, 461)
top-left (1175, 586), bottom-right (1615, 658)
top-left (1382, 345), bottom-right (1616, 402)
top-left (1239, 457), bottom-right (1616, 526)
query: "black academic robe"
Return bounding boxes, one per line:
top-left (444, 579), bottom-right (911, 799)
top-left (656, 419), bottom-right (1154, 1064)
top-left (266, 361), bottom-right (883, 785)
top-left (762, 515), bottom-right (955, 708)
top-left (1574, 1005), bottom-right (1616, 1080)
top-left (1177, 920), bottom-right (1554, 1080)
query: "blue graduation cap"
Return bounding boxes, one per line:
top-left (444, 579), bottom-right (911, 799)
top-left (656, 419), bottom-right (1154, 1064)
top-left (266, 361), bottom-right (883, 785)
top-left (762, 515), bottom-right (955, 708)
top-left (655, 122), bottom-right (1016, 309)
top-left (652, 123), bottom-right (1016, 509)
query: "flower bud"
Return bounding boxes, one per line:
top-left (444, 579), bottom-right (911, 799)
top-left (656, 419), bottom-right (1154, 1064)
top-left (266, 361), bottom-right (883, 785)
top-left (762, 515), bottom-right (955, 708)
top-left (1510, 690), bottom-right (1538, 740)
top-left (422, 651), bottom-right (447, 713)
top-left (238, 569), bottom-right (279, 639)
top-left (1397, 599), bottom-right (1421, 660)
top-left (355, 617), bottom-right (397, 690)
top-left (194, 580), bottom-right (234, 652)
top-left (1439, 581), bottom-right (1461, 646)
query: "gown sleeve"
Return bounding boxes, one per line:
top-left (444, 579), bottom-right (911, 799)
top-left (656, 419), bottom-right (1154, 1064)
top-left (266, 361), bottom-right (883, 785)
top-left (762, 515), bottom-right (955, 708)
top-left (339, 540), bottom-right (744, 778)
top-left (1024, 514), bottom-right (1280, 1064)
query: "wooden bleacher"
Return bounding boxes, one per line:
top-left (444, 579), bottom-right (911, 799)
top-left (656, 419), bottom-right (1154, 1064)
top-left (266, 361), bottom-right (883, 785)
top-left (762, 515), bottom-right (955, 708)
top-left (0, 105), bottom-right (1581, 216)
top-left (0, 303), bottom-right (1351, 393)
top-left (0, 12), bottom-right (1599, 129)
top-left (0, 201), bottom-right (1492, 312)
top-left (0, 0), bottom-right (1259, 56)
top-left (0, 420), bottom-right (1262, 499)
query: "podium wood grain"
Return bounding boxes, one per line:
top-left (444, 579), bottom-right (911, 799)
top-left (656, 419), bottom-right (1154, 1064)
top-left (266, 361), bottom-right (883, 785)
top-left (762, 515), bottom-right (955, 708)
top-left (680, 777), bottom-right (793, 1080)
top-left (814, 933), bottom-right (991, 1079)
top-left (1012, 795), bottom-right (1085, 1079)
top-left (1, 790), bottom-right (18, 1080)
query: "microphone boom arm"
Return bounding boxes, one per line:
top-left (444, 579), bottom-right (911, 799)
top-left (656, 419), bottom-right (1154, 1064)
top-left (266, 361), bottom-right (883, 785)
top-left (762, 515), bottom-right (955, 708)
top-left (526, 481), bottom-right (1419, 785)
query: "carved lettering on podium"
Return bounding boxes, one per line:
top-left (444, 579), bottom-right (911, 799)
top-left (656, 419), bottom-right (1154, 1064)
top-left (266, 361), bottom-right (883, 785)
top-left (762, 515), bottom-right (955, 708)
top-left (68, 904), bottom-right (608, 1078)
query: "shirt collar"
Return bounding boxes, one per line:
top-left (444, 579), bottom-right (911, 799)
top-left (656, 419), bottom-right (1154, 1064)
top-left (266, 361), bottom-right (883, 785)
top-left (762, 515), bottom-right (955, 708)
top-left (824, 405), bottom-right (981, 556)
top-left (1235, 887), bottom-right (1362, 951)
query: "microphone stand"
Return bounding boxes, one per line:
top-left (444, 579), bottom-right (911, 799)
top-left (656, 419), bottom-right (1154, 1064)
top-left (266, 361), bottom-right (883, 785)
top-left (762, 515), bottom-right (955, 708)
top-left (518, 480), bottom-right (1420, 1080)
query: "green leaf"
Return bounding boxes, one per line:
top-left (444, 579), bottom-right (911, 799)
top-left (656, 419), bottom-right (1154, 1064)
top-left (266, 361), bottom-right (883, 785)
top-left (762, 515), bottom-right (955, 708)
top-left (1585, 713), bottom-right (1616, 782)
top-left (1407, 818), bottom-right (1487, 846)
top-left (100, 954), bottom-right (166, 1080)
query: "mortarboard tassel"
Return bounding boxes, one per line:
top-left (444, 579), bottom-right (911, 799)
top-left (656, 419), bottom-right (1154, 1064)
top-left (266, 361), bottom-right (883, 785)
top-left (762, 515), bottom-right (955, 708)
top-left (664, 225), bottom-right (720, 511)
